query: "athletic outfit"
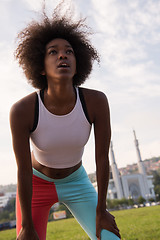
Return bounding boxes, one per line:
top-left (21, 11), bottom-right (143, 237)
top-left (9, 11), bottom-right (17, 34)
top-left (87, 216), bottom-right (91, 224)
top-left (16, 87), bottom-right (120, 240)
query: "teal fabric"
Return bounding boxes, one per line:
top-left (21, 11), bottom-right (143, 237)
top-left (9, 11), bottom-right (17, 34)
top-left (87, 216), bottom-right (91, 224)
top-left (33, 166), bottom-right (120, 240)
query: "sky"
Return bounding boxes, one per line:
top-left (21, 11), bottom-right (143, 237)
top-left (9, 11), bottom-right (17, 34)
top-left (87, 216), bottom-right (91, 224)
top-left (0, 0), bottom-right (160, 185)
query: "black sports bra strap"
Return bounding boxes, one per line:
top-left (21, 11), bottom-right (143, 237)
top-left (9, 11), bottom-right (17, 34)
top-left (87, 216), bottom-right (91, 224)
top-left (30, 92), bottom-right (39, 133)
top-left (40, 88), bottom-right (45, 103)
top-left (78, 88), bottom-right (92, 125)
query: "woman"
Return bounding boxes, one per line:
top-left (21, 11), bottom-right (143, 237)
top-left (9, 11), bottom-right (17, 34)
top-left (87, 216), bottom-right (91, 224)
top-left (10, 6), bottom-right (121, 240)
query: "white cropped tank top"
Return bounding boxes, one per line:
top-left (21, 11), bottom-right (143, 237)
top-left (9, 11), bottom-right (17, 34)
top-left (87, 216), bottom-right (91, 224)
top-left (30, 87), bottom-right (92, 168)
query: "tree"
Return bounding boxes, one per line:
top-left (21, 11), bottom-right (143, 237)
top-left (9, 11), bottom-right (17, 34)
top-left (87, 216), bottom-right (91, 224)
top-left (119, 198), bottom-right (129, 206)
top-left (107, 199), bottom-right (120, 209)
top-left (128, 198), bottom-right (134, 206)
top-left (137, 196), bottom-right (146, 205)
top-left (0, 198), bottom-right (16, 223)
top-left (4, 198), bottom-right (15, 212)
top-left (154, 185), bottom-right (160, 201)
top-left (153, 170), bottom-right (160, 201)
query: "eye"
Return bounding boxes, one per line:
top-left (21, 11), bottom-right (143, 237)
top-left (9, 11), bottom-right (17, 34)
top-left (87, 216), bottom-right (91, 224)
top-left (66, 49), bottom-right (74, 54)
top-left (49, 49), bottom-right (57, 55)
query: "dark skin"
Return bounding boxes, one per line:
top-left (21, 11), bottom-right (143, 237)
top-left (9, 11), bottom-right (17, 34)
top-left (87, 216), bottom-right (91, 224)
top-left (10, 39), bottom-right (121, 240)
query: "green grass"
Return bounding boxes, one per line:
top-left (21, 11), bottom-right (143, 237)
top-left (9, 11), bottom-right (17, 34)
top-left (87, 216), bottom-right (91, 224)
top-left (114, 205), bottom-right (160, 240)
top-left (0, 205), bottom-right (159, 240)
top-left (47, 218), bottom-right (89, 240)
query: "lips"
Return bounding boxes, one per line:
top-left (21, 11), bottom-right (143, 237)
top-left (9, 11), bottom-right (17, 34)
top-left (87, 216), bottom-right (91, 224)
top-left (57, 61), bottom-right (70, 68)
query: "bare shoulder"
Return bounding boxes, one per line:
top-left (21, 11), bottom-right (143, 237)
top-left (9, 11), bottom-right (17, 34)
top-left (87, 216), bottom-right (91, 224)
top-left (80, 87), bottom-right (108, 104)
top-left (10, 92), bottom-right (37, 116)
top-left (79, 87), bottom-right (110, 123)
top-left (10, 91), bottom-right (37, 131)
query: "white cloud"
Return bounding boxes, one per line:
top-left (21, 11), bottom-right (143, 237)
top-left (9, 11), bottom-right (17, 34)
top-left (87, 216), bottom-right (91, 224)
top-left (90, 0), bottom-right (160, 71)
top-left (23, 0), bottom-right (44, 11)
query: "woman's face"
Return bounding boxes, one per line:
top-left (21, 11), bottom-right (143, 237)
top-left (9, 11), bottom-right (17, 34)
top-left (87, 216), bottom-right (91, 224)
top-left (43, 38), bottom-right (76, 82)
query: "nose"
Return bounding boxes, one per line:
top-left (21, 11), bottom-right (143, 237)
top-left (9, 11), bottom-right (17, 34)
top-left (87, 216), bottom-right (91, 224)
top-left (59, 52), bottom-right (67, 60)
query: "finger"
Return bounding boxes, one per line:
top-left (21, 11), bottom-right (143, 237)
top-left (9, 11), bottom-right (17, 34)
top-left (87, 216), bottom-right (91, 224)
top-left (109, 212), bottom-right (115, 219)
top-left (113, 223), bottom-right (120, 232)
top-left (113, 220), bottom-right (119, 231)
top-left (111, 217), bottom-right (118, 225)
top-left (116, 231), bottom-right (121, 239)
top-left (110, 228), bottom-right (121, 239)
top-left (96, 232), bottom-right (101, 240)
top-left (96, 228), bottom-right (101, 240)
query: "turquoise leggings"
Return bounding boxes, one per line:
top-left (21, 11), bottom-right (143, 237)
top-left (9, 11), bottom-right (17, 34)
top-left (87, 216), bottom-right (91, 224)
top-left (16, 165), bottom-right (120, 240)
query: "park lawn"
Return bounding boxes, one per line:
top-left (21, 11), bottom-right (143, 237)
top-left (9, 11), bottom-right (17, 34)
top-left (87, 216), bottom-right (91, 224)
top-left (47, 218), bottom-right (89, 240)
top-left (0, 205), bottom-right (159, 240)
top-left (114, 205), bottom-right (160, 240)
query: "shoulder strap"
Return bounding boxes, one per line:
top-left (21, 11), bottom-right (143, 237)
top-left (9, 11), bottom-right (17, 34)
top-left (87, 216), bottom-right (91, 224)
top-left (30, 93), bottom-right (39, 133)
top-left (78, 87), bottom-right (91, 125)
top-left (40, 88), bottom-right (44, 103)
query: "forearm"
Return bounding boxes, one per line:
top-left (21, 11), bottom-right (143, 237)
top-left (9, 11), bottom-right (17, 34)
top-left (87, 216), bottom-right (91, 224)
top-left (92, 91), bottom-right (111, 212)
top-left (96, 156), bottom-right (110, 212)
top-left (17, 167), bottom-right (33, 228)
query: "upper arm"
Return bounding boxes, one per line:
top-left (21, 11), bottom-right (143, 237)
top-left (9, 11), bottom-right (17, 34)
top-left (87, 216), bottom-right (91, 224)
top-left (10, 94), bottom-right (36, 171)
top-left (80, 88), bottom-right (111, 160)
top-left (92, 91), bottom-right (111, 160)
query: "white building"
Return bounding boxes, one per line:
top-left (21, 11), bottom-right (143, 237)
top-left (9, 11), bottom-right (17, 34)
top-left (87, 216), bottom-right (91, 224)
top-left (93, 131), bottom-right (155, 201)
top-left (0, 192), bottom-right (16, 208)
top-left (0, 194), bottom-right (9, 208)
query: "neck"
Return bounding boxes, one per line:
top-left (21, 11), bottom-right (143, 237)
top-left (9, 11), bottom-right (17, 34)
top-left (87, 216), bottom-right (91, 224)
top-left (46, 82), bottom-right (75, 105)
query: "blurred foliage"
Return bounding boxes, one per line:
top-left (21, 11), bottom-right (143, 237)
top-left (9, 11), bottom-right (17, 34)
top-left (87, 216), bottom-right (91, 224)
top-left (0, 198), bottom-right (15, 223)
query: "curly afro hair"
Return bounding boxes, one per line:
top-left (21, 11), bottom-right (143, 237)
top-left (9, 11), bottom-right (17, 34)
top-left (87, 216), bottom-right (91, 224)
top-left (15, 3), bottom-right (100, 89)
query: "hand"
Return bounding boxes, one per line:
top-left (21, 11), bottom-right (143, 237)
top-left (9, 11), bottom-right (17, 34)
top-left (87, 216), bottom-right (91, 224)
top-left (17, 226), bottom-right (39, 240)
top-left (96, 209), bottom-right (121, 240)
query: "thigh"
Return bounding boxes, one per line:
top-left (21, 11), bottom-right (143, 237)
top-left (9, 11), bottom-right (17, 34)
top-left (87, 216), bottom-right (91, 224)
top-left (60, 168), bottom-right (120, 240)
top-left (16, 175), bottom-right (58, 240)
